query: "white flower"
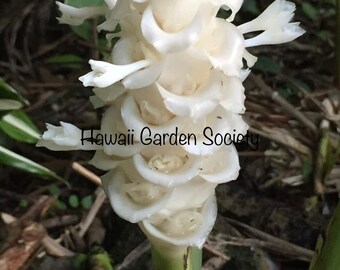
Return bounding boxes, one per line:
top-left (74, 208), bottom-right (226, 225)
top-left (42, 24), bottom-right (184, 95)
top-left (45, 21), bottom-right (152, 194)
top-left (195, 18), bottom-right (244, 77)
top-left (141, 4), bottom-right (207, 53)
top-left (102, 168), bottom-right (173, 223)
top-left (238, 0), bottom-right (296, 34)
top-left (244, 22), bottom-right (305, 47)
top-left (79, 59), bottom-right (151, 88)
top-left (238, 0), bottom-right (305, 47)
top-left (56, 2), bottom-right (107, 26)
top-left (36, 122), bottom-right (100, 151)
top-left (121, 87), bottom-right (187, 135)
top-left (141, 193), bottom-right (217, 247)
top-left (200, 145), bottom-right (240, 183)
top-left (133, 145), bottom-right (202, 186)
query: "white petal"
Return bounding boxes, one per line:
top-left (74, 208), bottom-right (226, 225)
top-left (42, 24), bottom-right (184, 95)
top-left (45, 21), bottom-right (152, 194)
top-left (56, 2), bottom-right (107, 26)
top-left (166, 178), bottom-right (217, 211)
top-left (245, 22), bottom-right (305, 47)
top-left (111, 37), bottom-right (137, 65)
top-left (89, 95), bottom-right (106, 109)
top-left (102, 169), bottom-right (173, 223)
top-left (133, 146), bottom-right (202, 186)
top-left (238, 0), bottom-right (296, 34)
top-left (104, 0), bottom-right (117, 9)
top-left (243, 50), bottom-right (258, 68)
top-left (79, 59), bottom-right (151, 88)
top-left (89, 150), bottom-right (121, 170)
top-left (98, 0), bottom-right (131, 32)
top-left (141, 194), bottom-right (217, 247)
top-left (240, 68), bottom-right (251, 82)
top-left (122, 62), bottom-right (163, 89)
top-left (219, 76), bottom-right (246, 114)
top-left (196, 19), bottom-right (244, 77)
top-left (92, 84), bottom-right (126, 104)
top-left (217, 0), bottom-right (244, 22)
top-left (101, 103), bottom-right (146, 157)
top-left (181, 106), bottom-right (248, 155)
top-left (141, 6), bottom-right (205, 53)
top-left (36, 122), bottom-right (101, 151)
top-left (156, 71), bottom-right (224, 119)
top-left (121, 94), bottom-right (187, 140)
top-left (200, 145), bottom-right (240, 183)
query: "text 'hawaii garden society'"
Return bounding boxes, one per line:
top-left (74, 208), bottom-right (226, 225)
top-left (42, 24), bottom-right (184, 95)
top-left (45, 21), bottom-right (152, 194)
top-left (81, 127), bottom-right (259, 151)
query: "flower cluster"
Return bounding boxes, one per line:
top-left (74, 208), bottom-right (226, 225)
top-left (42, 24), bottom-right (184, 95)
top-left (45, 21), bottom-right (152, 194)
top-left (38, 0), bottom-right (304, 248)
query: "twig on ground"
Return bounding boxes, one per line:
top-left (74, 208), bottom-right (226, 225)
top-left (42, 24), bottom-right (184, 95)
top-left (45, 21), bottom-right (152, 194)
top-left (78, 188), bottom-right (106, 238)
top-left (225, 217), bottom-right (314, 262)
top-left (71, 162), bottom-right (106, 238)
top-left (250, 73), bottom-right (318, 134)
top-left (116, 240), bottom-right (151, 270)
top-left (72, 162), bottom-right (101, 186)
top-left (249, 127), bottom-right (311, 155)
top-left (202, 257), bottom-right (228, 270)
top-left (42, 215), bottom-right (80, 230)
top-left (41, 235), bottom-right (74, 257)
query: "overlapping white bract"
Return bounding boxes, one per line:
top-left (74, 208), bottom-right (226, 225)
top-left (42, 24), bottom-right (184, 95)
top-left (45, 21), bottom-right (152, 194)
top-left (38, 0), bottom-right (304, 248)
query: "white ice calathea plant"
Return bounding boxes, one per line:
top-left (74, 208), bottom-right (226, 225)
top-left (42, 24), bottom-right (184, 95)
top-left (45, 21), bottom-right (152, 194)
top-left (38, 0), bottom-right (304, 268)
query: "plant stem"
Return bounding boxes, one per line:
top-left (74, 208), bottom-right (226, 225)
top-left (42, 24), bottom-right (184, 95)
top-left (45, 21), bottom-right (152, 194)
top-left (151, 245), bottom-right (202, 270)
top-left (336, 0), bottom-right (340, 87)
top-left (308, 203), bottom-right (340, 270)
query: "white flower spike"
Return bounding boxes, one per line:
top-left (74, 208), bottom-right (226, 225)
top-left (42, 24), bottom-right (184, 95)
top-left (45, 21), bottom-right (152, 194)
top-left (39, 1), bottom-right (304, 265)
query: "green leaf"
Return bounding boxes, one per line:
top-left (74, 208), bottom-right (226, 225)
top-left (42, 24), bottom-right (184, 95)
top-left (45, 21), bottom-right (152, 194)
top-left (317, 30), bottom-right (332, 41)
top-left (0, 110), bottom-right (41, 144)
top-left (309, 203), bottom-right (340, 270)
top-left (0, 79), bottom-right (28, 105)
top-left (0, 99), bottom-right (23, 111)
top-left (55, 199), bottom-right (68, 210)
top-left (302, 2), bottom-right (319, 20)
top-left (81, 195), bottom-right (93, 209)
top-left (65, 0), bottom-right (105, 8)
top-left (49, 184), bottom-right (61, 196)
top-left (46, 54), bottom-right (85, 69)
top-left (0, 145), bottom-right (61, 180)
top-left (243, 0), bottom-right (260, 15)
top-left (69, 195), bottom-right (80, 208)
top-left (19, 199), bottom-right (29, 208)
top-left (302, 156), bottom-right (313, 182)
top-left (253, 56), bottom-right (282, 74)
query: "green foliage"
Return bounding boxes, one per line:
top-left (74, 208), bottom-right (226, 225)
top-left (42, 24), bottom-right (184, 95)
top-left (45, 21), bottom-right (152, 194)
top-left (65, 0), bottom-right (104, 8)
top-left (0, 79), bottom-right (62, 181)
top-left (0, 79), bottom-right (28, 107)
top-left (0, 110), bottom-right (40, 143)
top-left (19, 199), bottom-right (29, 208)
top-left (242, 0), bottom-right (260, 15)
top-left (72, 249), bottom-right (115, 270)
top-left (302, 2), bottom-right (319, 20)
top-left (81, 195), bottom-right (93, 209)
top-left (49, 184), bottom-right (61, 196)
top-left (55, 199), bottom-right (68, 210)
top-left (46, 54), bottom-right (85, 69)
top-left (0, 146), bottom-right (61, 180)
top-left (302, 156), bottom-right (313, 182)
top-left (69, 194), bottom-right (80, 208)
top-left (309, 203), bottom-right (340, 270)
top-left (253, 56), bottom-right (282, 74)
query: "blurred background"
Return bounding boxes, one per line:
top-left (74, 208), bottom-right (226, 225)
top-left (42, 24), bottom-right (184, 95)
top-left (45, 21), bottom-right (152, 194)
top-left (0, 0), bottom-right (339, 269)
